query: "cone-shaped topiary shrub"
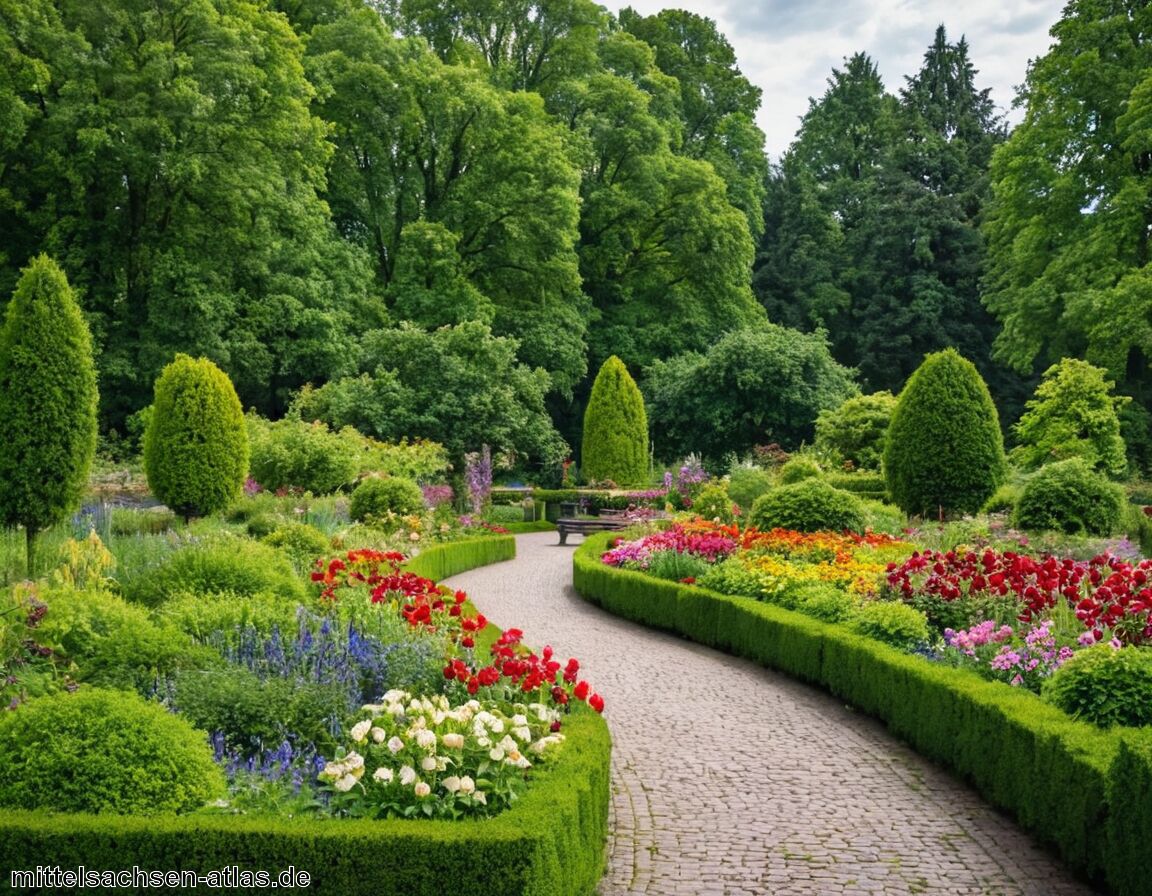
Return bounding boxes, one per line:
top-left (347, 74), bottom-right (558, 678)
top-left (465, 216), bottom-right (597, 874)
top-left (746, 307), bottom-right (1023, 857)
top-left (581, 356), bottom-right (649, 487)
top-left (883, 349), bottom-right (1006, 518)
top-left (144, 355), bottom-right (249, 520)
top-left (0, 687), bottom-right (224, 815)
top-left (0, 255), bottom-right (98, 574)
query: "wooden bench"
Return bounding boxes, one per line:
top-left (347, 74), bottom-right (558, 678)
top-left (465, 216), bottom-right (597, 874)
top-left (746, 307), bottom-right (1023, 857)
top-left (556, 516), bottom-right (630, 545)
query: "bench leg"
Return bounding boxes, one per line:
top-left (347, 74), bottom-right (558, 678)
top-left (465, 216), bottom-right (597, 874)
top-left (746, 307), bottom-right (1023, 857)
top-left (558, 530), bottom-right (569, 546)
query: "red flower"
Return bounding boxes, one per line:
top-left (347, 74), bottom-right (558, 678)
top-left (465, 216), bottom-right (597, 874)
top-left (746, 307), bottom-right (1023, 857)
top-left (574, 681), bottom-right (590, 701)
top-left (588, 693), bottom-right (605, 713)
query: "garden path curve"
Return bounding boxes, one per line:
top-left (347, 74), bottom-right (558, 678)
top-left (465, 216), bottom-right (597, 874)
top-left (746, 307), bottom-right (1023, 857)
top-left (444, 533), bottom-right (1101, 896)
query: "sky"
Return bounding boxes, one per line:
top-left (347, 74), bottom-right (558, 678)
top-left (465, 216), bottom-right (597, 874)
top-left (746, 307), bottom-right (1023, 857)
top-left (606, 0), bottom-right (1063, 160)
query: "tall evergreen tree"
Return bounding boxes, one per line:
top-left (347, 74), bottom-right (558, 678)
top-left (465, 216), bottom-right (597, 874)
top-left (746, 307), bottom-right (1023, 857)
top-left (0, 255), bottom-right (98, 573)
top-left (581, 356), bottom-right (649, 487)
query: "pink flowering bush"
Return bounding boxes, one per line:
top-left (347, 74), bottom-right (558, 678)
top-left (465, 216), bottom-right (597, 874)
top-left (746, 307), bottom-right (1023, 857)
top-left (601, 522), bottom-right (737, 570)
top-left (942, 619), bottom-right (1077, 692)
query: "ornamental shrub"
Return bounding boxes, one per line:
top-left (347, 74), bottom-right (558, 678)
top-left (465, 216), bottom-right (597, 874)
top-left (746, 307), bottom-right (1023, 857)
top-left (581, 356), bottom-right (649, 488)
top-left (0, 688), bottom-right (224, 815)
top-left (0, 255), bottom-right (98, 574)
top-left (691, 482), bottom-right (735, 524)
top-left (247, 413), bottom-right (359, 494)
top-left (1011, 358), bottom-right (1128, 478)
top-left (123, 535), bottom-right (305, 607)
top-left (883, 349), bottom-right (1006, 518)
top-left (144, 355), bottom-right (249, 521)
top-left (262, 521), bottom-right (332, 573)
top-left (814, 391), bottom-right (897, 471)
top-left (777, 456), bottom-right (824, 485)
top-left (747, 479), bottom-right (865, 533)
top-left (850, 602), bottom-right (931, 650)
top-left (1012, 458), bottom-right (1125, 536)
top-left (1043, 645), bottom-right (1152, 728)
top-left (726, 466), bottom-right (775, 510)
top-left (349, 476), bottom-right (425, 522)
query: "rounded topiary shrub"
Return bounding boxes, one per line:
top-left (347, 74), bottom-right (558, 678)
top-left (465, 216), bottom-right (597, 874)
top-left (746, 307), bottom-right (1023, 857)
top-left (850, 602), bottom-right (931, 650)
top-left (1012, 458), bottom-right (1125, 536)
top-left (727, 466), bottom-right (775, 510)
top-left (144, 354), bottom-right (249, 520)
top-left (581, 356), bottom-right (649, 488)
top-left (349, 475), bottom-right (425, 522)
top-left (123, 535), bottom-right (305, 607)
top-left (884, 349), bottom-right (1006, 518)
top-left (690, 482), bottom-right (735, 524)
top-left (1043, 645), bottom-right (1152, 728)
top-left (0, 688), bottom-right (224, 815)
top-left (747, 479), bottom-right (865, 533)
top-left (777, 456), bottom-right (824, 485)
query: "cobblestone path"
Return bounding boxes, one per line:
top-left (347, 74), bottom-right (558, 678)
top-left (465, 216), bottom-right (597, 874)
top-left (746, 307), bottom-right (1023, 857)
top-left (444, 532), bottom-right (1101, 896)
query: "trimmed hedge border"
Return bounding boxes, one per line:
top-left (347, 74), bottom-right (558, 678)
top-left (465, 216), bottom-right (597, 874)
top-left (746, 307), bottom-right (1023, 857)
top-left (573, 532), bottom-right (1146, 896)
top-left (0, 533), bottom-right (613, 895)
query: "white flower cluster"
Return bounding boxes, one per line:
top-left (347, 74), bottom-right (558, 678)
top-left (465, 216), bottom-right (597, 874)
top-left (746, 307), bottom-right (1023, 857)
top-left (321, 690), bottom-right (566, 817)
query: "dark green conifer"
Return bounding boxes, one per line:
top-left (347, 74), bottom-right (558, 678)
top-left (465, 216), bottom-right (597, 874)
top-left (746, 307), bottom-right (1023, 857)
top-left (581, 356), bottom-right (649, 487)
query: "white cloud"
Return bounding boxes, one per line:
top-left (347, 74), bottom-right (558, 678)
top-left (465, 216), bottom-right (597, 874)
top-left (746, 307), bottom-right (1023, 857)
top-left (606, 1), bottom-right (1061, 158)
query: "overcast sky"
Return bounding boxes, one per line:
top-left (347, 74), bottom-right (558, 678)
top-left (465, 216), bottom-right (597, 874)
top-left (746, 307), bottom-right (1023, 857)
top-left (607, 1), bottom-right (1063, 160)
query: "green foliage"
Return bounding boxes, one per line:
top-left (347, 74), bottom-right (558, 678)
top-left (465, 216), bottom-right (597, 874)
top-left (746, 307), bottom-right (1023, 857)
top-left (0, 688), bottom-right (223, 815)
top-left (858, 499), bottom-right (908, 536)
top-left (355, 437), bottom-right (450, 482)
top-left (1012, 359), bottom-right (1128, 478)
top-left (262, 522), bottom-right (332, 573)
top-left (689, 483), bottom-right (735, 524)
top-left (0, 256), bottom-right (98, 573)
top-left (982, 483), bottom-right (1021, 515)
top-left (696, 557), bottom-right (762, 599)
top-left (814, 391), bottom-right (897, 471)
top-left (748, 480), bottom-right (865, 533)
top-left (293, 321), bottom-right (566, 470)
top-left (644, 550), bottom-right (712, 583)
top-left (143, 355), bottom-right (249, 520)
top-left (725, 466), bottom-right (776, 510)
top-left (849, 602), bottom-right (930, 650)
top-left (156, 591), bottom-right (300, 643)
top-left (34, 585), bottom-right (211, 694)
top-left (123, 536), bottom-right (305, 608)
top-left (1044, 646), bottom-right (1152, 729)
top-left (645, 323), bottom-right (858, 463)
top-left (349, 476), bottom-right (425, 523)
top-left (884, 349), bottom-right (1006, 517)
top-left (1012, 459), bottom-right (1126, 536)
top-left (580, 356), bottom-right (649, 488)
top-left (247, 414), bottom-right (359, 494)
top-left (789, 583), bottom-right (856, 624)
top-left (777, 456), bottom-right (824, 485)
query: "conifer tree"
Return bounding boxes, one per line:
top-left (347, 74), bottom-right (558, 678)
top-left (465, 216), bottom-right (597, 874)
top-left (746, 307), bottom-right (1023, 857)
top-left (884, 349), bottom-right (1005, 517)
top-left (0, 255), bottom-right (98, 574)
top-left (581, 356), bottom-right (649, 487)
top-left (144, 355), bottom-right (249, 521)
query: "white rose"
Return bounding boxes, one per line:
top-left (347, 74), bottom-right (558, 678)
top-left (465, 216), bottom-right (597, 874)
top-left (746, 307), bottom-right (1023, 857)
top-left (489, 746), bottom-right (505, 762)
top-left (476, 736), bottom-right (491, 748)
top-left (399, 765), bottom-right (417, 786)
top-left (344, 752), bottom-right (365, 773)
top-left (373, 767), bottom-right (394, 783)
top-left (414, 781), bottom-right (431, 798)
top-left (388, 702), bottom-right (405, 718)
top-left (320, 761), bottom-right (343, 780)
top-left (387, 736), bottom-right (405, 755)
top-left (489, 718), bottom-right (505, 734)
top-left (511, 714), bottom-right (528, 727)
top-left (499, 735), bottom-right (517, 753)
top-left (334, 774), bottom-right (358, 793)
top-left (416, 729), bottom-right (437, 750)
top-left (421, 756), bottom-right (438, 772)
top-left (382, 689), bottom-right (408, 703)
top-left (513, 726), bottom-right (532, 743)
top-left (350, 719), bottom-right (372, 743)
top-left (371, 727), bottom-right (387, 744)
top-left (458, 776), bottom-right (476, 795)
top-left (441, 733), bottom-right (465, 750)
top-left (442, 775), bottom-right (462, 793)
top-left (529, 739), bottom-right (549, 755)
top-left (472, 790), bottom-right (487, 805)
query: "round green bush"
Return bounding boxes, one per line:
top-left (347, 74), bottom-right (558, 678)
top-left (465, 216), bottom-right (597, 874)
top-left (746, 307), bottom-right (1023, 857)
top-left (1012, 458), bottom-right (1125, 536)
top-left (1043, 645), bottom-right (1152, 728)
top-left (123, 535), bottom-right (305, 607)
top-left (726, 466), bottom-right (775, 510)
top-left (777, 456), bottom-right (824, 485)
top-left (349, 475), bottom-right (425, 522)
top-left (262, 521), bottom-right (332, 572)
top-left (247, 413), bottom-right (359, 495)
top-left (690, 482), bottom-right (735, 524)
top-left (748, 479), bottom-right (865, 533)
top-left (0, 688), bottom-right (224, 815)
top-left (981, 482), bottom-right (1020, 515)
top-left (815, 391), bottom-right (897, 471)
top-left (883, 349), bottom-right (1006, 518)
top-left (581, 356), bottom-right (649, 488)
top-left (850, 601), bottom-right (931, 650)
top-left (143, 354), bottom-right (249, 520)
top-left (156, 590), bottom-right (301, 641)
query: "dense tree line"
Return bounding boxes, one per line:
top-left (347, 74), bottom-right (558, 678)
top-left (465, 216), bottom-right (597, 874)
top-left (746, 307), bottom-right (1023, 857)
top-left (2, 0), bottom-right (1150, 473)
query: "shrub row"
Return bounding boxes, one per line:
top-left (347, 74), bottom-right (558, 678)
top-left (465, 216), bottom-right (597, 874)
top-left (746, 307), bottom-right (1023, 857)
top-left (573, 533), bottom-right (1141, 895)
top-left (824, 472), bottom-right (888, 500)
top-left (403, 535), bottom-right (515, 582)
top-left (0, 711), bottom-right (610, 896)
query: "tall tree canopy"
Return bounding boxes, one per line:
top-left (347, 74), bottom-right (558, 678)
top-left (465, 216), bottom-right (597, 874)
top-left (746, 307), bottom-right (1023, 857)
top-left (983, 0), bottom-right (1152, 407)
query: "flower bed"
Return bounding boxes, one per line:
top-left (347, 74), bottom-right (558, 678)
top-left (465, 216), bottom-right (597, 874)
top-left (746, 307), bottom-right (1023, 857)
top-left (574, 530), bottom-right (1151, 896)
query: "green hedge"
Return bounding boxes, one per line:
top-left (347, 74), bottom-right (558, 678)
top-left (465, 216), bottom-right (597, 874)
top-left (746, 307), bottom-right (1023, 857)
top-left (403, 535), bottom-right (515, 582)
top-left (825, 472), bottom-right (888, 501)
top-left (0, 711), bottom-right (610, 895)
top-left (574, 533), bottom-right (1135, 894)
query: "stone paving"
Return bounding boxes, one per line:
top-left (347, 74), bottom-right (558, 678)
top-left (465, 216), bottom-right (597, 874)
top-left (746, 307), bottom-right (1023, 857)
top-left (444, 532), bottom-right (1103, 896)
